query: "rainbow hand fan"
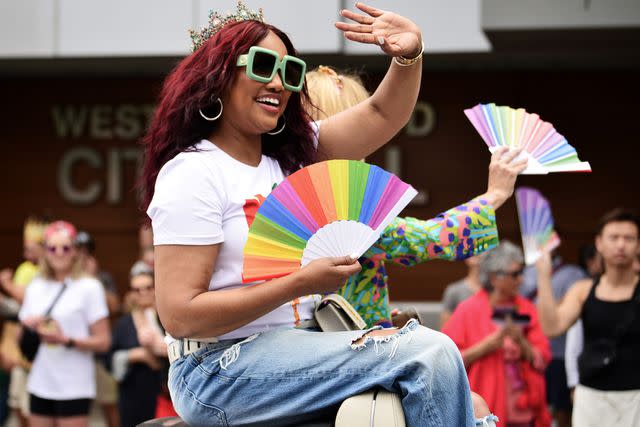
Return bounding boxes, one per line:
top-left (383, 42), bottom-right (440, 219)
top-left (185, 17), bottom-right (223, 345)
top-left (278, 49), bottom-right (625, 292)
top-left (242, 160), bottom-right (417, 283)
top-left (464, 103), bottom-right (591, 175)
top-left (515, 187), bottom-right (561, 265)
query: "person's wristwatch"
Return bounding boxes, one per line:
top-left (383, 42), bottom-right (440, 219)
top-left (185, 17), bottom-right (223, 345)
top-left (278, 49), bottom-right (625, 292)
top-left (65, 338), bottom-right (75, 349)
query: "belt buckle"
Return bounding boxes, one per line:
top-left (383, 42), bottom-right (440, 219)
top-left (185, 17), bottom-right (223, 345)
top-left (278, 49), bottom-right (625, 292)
top-left (168, 340), bottom-right (182, 364)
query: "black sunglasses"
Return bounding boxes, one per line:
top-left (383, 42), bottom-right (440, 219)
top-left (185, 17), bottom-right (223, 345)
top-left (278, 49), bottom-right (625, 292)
top-left (131, 284), bottom-right (155, 293)
top-left (497, 268), bottom-right (525, 279)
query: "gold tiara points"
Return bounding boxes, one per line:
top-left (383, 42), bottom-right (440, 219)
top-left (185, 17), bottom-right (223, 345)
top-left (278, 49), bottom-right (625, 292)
top-left (189, 1), bottom-right (264, 52)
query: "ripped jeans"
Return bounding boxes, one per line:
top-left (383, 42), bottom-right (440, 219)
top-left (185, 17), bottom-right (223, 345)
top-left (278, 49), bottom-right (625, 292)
top-left (168, 320), bottom-right (491, 426)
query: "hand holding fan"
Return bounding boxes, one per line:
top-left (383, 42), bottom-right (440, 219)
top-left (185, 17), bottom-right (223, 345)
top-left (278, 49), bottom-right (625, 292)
top-left (242, 160), bottom-right (417, 283)
top-left (464, 103), bottom-right (591, 175)
top-left (515, 187), bottom-right (561, 265)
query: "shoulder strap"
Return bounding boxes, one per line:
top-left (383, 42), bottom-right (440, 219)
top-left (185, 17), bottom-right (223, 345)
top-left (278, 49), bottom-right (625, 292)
top-left (611, 277), bottom-right (640, 343)
top-left (580, 276), bottom-right (600, 319)
top-left (587, 275), bottom-right (601, 300)
top-left (43, 281), bottom-right (68, 318)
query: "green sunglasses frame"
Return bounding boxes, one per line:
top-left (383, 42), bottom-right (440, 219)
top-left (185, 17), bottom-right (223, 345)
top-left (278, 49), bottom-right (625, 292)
top-left (236, 46), bottom-right (307, 92)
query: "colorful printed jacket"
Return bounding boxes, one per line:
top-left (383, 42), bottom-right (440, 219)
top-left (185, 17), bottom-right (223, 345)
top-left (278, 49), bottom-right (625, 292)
top-left (338, 197), bottom-right (498, 327)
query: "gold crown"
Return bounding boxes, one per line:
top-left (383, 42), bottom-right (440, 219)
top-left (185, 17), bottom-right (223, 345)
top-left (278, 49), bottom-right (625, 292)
top-left (24, 217), bottom-right (48, 244)
top-left (189, 1), bottom-right (264, 52)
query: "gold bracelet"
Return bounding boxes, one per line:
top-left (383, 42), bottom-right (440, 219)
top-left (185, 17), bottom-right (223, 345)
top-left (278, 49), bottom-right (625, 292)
top-left (394, 40), bottom-right (424, 67)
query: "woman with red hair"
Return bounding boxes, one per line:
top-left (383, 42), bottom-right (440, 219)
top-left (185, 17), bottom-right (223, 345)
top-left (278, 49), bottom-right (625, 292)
top-left (143, 3), bottom-right (491, 426)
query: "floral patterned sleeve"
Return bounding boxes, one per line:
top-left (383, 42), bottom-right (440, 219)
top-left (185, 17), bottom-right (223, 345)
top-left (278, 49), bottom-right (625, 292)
top-left (363, 197), bottom-right (499, 265)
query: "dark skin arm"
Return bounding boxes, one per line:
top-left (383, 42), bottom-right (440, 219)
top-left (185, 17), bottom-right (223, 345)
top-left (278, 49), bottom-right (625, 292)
top-left (155, 244), bottom-right (361, 339)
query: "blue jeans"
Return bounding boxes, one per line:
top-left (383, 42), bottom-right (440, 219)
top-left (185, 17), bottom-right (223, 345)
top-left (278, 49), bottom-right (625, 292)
top-left (169, 320), bottom-right (478, 426)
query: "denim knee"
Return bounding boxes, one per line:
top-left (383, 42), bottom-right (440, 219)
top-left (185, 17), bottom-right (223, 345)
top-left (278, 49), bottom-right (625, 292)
top-left (411, 326), bottom-right (465, 370)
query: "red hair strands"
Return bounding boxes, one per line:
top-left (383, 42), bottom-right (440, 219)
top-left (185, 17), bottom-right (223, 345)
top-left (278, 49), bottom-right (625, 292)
top-left (139, 21), bottom-right (316, 213)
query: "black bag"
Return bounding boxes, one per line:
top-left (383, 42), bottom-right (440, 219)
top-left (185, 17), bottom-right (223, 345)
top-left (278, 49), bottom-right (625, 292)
top-left (18, 327), bottom-right (41, 362)
top-left (578, 279), bottom-right (640, 382)
top-left (577, 338), bottom-right (617, 381)
top-left (19, 282), bottom-right (68, 362)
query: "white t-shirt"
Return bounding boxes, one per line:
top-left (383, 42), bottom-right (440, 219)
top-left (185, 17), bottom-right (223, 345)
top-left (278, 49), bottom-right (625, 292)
top-left (19, 276), bottom-right (109, 400)
top-left (148, 136), bottom-right (321, 340)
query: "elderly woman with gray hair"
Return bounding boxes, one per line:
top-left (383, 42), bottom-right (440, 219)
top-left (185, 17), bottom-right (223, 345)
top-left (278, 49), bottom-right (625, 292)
top-left (442, 241), bottom-right (552, 427)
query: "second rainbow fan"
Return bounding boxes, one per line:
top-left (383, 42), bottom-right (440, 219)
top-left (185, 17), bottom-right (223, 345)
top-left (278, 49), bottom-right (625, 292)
top-left (242, 160), bottom-right (417, 283)
top-left (464, 103), bottom-right (591, 175)
top-left (515, 187), bottom-right (561, 265)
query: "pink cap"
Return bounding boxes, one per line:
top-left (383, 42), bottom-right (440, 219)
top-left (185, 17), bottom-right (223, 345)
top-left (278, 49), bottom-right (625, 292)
top-left (44, 220), bottom-right (77, 242)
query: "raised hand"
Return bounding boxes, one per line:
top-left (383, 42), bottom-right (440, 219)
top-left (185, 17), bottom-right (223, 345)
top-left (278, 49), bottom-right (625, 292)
top-left (484, 147), bottom-right (528, 209)
top-left (535, 250), bottom-right (553, 279)
top-left (335, 3), bottom-right (422, 58)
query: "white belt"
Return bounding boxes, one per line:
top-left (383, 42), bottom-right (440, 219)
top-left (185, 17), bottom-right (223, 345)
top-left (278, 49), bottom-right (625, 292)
top-left (168, 319), bottom-right (317, 364)
top-left (167, 337), bottom-right (219, 364)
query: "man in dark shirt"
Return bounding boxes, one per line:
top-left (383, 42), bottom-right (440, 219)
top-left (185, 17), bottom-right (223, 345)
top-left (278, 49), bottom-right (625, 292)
top-left (536, 209), bottom-right (640, 427)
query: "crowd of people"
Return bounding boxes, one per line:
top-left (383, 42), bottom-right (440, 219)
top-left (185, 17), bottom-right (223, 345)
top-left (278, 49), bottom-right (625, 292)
top-left (311, 54), bottom-right (640, 427)
top-left (1, 210), bottom-right (637, 427)
top-left (0, 220), bottom-right (175, 427)
top-left (441, 211), bottom-right (640, 426)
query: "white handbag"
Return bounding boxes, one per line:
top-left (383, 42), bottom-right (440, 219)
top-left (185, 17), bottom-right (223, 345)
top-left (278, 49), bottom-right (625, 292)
top-left (335, 389), bottom-right (406, 427)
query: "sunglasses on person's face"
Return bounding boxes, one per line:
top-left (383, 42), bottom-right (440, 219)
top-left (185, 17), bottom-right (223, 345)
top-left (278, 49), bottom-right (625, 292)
top-left (131, 285), bottom-right (154, 293)
top-left (46, 245), bottom-right (72, 255)
top-left (236, 46), bottom-right (306, 92)
top-left (498, 268), bottom-right (525, 279)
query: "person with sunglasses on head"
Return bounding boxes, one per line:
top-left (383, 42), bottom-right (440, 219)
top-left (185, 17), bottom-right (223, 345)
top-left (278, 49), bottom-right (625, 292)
top-left (442, 241), bottom-right (552, 427)
top-left (304, 65), bottom-right (529, 425)
top-left (17, 221), bottom-right (110, 427)
top-left (305, 66), bottom-right (525, 332)
top-left (109, 266), bottom-right (170, 427)
top-left (142, 2), bottom-right (498, 426)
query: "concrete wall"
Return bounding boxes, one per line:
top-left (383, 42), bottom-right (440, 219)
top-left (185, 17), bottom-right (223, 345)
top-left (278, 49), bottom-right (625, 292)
top-left (2, 1), bottom-right (638, 58)
top-left (483, 0), bottom-right (640, 30)
top-left (0, 0), bottom-right (490, 58)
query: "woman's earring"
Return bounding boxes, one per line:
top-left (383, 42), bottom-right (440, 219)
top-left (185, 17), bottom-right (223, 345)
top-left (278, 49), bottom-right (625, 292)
top-left (267, 114), bottom-right (286, 135)
top-left (199, 98), bottom-right (223, 121)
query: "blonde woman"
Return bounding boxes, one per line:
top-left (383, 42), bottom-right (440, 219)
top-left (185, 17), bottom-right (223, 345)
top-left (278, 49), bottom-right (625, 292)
top-left (305, 66), bottom-right (370, 120)
top-left (19, 221), bottom-right (110, 427)
top-left (305, 66), bottom-right (525, 330)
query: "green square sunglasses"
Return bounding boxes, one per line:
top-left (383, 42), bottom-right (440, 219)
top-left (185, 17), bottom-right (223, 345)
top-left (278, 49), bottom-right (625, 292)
top-left (236, 46), bottom-right (307, 92)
